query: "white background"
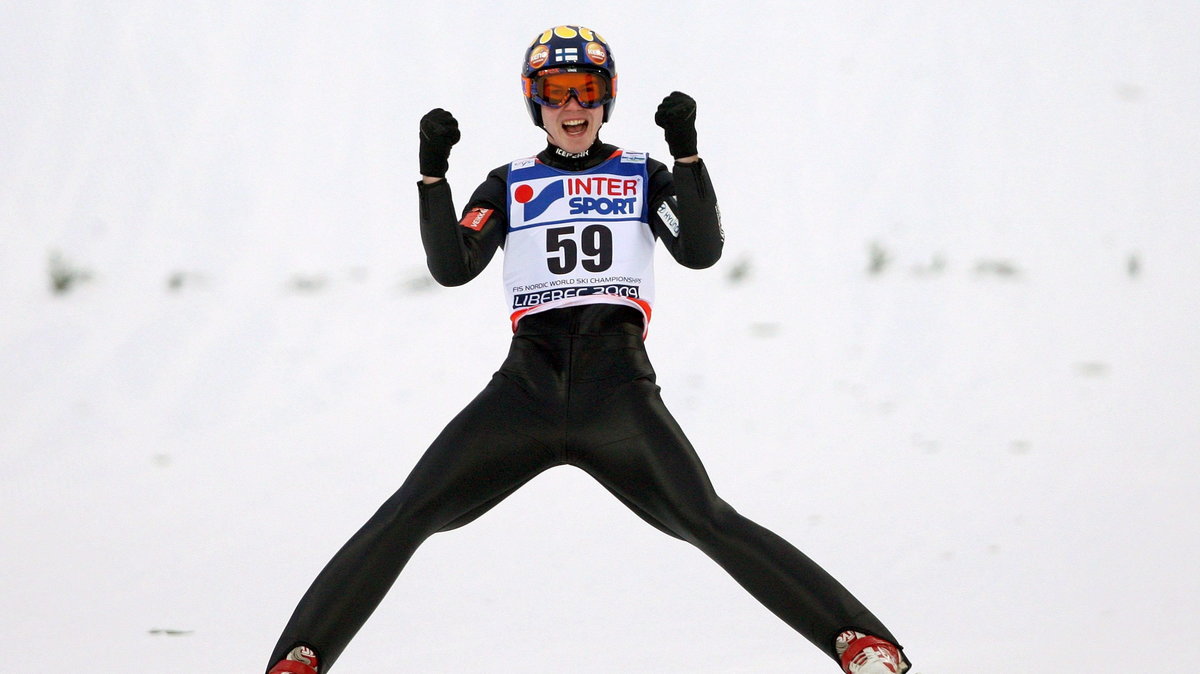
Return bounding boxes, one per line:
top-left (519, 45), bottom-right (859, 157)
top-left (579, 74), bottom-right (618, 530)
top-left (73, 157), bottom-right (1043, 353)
top-left (2, 2), bottom-right (1198, 672)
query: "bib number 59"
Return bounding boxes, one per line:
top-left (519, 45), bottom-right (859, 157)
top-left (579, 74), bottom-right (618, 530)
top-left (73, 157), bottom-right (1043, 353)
top-left (546, 225), bottom-right (613, 274)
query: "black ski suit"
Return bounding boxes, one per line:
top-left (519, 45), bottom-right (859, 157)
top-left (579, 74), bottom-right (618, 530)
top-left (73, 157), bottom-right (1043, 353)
top-left (266, 141), bottom-right (906, 672)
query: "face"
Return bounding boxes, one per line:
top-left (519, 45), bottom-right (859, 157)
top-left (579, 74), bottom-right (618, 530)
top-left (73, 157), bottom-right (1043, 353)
top-left (541, 98), bottom-right (603, 154)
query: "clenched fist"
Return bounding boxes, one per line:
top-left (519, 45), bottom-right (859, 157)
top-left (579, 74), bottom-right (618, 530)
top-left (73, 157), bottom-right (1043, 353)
top-left (654, 92), bottom-right (698, 160)
top-left (419, 108), bottom-right (461, 178)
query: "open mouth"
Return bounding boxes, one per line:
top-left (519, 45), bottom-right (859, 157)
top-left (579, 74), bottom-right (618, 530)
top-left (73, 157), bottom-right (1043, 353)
top-left (562, 119), bottom-right (588, 136)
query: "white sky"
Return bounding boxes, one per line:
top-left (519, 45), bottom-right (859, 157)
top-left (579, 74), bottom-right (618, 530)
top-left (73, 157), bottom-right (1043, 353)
top-left (2, 2), bottom-right (1198, 672)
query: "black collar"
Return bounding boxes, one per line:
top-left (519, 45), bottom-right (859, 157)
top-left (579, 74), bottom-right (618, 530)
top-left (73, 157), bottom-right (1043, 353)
top-left (538, 139), bottom-right (617, 171)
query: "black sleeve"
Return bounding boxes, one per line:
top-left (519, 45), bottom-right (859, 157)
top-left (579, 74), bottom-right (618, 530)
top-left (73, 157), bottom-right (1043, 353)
top-left (417, 166), bottom-right (509, 287)
top-left (647, 158), bottom-right (724, 269)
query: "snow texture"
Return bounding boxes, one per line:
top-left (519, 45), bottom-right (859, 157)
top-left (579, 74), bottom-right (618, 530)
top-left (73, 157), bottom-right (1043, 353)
top-left (2, 2), bottom-right (1198, 672)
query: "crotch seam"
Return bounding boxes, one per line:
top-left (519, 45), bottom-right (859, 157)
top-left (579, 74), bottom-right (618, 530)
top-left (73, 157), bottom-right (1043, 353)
top-left (562, 332), bottom-right (578, 463)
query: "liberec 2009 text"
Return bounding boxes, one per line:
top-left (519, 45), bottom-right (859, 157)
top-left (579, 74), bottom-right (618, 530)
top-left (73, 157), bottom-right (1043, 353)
top-left (511, 284), bottom-right (640, 307)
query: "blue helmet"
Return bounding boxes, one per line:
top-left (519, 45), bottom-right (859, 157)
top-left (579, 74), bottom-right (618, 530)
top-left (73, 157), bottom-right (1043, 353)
top-left (521, 25), bottom-right (617, 128)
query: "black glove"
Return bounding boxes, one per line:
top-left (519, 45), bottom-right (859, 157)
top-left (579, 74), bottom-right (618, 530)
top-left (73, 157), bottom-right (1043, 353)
top-left (419, 108), bottom-right (461, 178)
top-left (654, 91), bottom-right (698, 159)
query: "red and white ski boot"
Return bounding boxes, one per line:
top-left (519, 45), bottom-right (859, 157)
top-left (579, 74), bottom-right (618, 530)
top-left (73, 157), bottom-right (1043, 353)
top-left (268, 645), bottom-right (320, 674)
top-left (835, 630), bottom-right (909, 674)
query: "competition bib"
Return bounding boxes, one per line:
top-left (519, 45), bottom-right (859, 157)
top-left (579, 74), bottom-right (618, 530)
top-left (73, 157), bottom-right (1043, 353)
top-left (504, 150), bottom-right (655, 330)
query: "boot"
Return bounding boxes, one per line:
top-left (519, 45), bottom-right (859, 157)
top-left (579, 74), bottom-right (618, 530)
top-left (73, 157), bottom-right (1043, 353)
top-left (835, 630), bottom-right (910, 674)
top-left (268, 645), bottom-right (320, 674)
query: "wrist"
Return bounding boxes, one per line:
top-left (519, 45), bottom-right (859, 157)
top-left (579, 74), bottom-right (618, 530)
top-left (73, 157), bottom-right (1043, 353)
top-left (418, 155), bottom-right (449, 178)
top-left (664, 129), bottom-right (698, 160)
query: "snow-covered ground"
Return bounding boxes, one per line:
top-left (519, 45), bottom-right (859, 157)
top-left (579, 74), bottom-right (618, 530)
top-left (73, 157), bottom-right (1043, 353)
top-left (3, 3), bottom-right (1198, 672)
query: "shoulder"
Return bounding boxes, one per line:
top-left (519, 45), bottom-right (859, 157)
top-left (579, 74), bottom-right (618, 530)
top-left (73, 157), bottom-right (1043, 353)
top-left (646, 157), bottom-right (673, 198)
top-left (465, 164), bottom-right (511, 209)
top-left (646, 156), bottom-right (670, 177)
top-left (603, 147), bottom-right (657, 174)
top-left (608, 148), bottom-right (668, 179)
top-left (483, 163), bottom-right (511, 185)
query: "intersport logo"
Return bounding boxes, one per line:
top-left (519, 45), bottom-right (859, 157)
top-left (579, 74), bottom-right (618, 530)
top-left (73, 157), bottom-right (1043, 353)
top-left (512, 174), bottom-right (644, 224)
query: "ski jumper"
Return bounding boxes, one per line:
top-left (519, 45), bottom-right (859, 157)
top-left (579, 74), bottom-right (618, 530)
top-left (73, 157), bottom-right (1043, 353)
top-left (266, 141), bottom-right (905, 672)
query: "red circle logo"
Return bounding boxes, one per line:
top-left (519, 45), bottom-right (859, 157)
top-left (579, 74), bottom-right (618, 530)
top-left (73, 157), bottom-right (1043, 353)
top-left (514, 184), bottom-right (534, 203)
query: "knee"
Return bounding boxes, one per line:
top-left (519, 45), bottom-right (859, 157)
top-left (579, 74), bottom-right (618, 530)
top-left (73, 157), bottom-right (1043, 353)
top-left (355, 492), bottom-right (445, 544)
top-left (670, 498), bottom-right (743, 548)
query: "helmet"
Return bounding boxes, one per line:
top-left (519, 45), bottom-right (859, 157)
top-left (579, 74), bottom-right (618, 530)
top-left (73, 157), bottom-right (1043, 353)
top-left (521, 25), bottom-right (617, 128)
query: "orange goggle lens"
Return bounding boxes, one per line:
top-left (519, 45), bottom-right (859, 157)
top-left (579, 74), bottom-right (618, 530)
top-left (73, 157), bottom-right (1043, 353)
top-left (529, 71), bottom-right (613, 108)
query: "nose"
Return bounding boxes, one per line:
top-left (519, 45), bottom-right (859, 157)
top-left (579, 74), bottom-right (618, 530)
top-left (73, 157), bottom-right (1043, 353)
top-left (561, 95), bottom-right (585, 110)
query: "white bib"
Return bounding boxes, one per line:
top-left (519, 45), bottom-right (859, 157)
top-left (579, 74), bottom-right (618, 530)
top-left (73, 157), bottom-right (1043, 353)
top-left (503, 150), bottom-right (656, 331)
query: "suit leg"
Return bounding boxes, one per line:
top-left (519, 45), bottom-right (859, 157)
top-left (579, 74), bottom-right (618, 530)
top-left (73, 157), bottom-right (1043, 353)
top-left (266, 374), bottom-right (558, 672)
top-left (576, 378), bottom-right (901, 663)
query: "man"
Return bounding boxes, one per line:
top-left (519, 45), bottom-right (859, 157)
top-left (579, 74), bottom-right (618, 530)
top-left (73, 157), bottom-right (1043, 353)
top-left (266, 25), bottom-right (909, 674)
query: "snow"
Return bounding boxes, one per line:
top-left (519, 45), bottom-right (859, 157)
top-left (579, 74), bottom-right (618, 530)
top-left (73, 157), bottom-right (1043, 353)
top-left (2, 2), bottom-right (1198, 672)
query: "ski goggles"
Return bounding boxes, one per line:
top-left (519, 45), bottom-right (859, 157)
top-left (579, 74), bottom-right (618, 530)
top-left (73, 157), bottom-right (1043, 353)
top-left (524, 69), bottom-right (614, 108)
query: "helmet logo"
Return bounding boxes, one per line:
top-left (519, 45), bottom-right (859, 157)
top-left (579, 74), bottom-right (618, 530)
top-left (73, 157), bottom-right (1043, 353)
top-left (585, 42), bottom-right (607, 65)
top-left (529, 45), bottom-right (549, 69)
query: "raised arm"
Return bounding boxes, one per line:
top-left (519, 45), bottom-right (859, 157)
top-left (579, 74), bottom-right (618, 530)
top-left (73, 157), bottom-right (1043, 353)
top-left (649, 92), bottom-right (723, 269)
top-left (416, 109), bottom-right (507, 286)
